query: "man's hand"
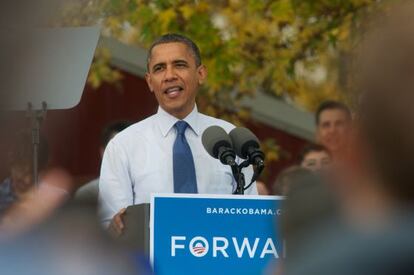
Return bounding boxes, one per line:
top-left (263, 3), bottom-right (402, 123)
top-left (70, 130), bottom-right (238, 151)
top-left (108, 208), bottom-right (126, 237)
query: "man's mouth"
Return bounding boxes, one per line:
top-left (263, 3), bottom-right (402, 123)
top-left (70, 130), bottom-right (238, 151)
top-left (164, 86), bottom-right (184, 97)
top-left (164, 86), bottom-right (184, 94)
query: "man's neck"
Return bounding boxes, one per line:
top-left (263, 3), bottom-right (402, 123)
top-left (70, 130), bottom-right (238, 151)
top-left (159, 105), bottom-right (197, 120)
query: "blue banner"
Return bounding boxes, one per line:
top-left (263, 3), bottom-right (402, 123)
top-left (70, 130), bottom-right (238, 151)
top-left (151, 194), bottom-right (284, 275)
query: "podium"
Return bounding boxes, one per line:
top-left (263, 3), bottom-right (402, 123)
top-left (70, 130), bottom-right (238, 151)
top-left (120, 194), bottom-right (283, 275)
top-left (118, 203), bottom-right (150, 252)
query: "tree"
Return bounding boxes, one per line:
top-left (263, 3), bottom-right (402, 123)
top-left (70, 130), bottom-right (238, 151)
top-left (91, 0), bottom-right (381, 111)
top-left (58, 0), bottom-right (384, 164)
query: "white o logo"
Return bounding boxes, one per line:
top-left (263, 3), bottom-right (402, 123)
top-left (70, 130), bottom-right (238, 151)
top-left (189, 236), bottom-right (209, 257)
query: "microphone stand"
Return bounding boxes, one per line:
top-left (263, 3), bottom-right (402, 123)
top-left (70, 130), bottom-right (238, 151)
top-left (231, 160), bottom-right (250, 195)
top-left (26, 101), bottom-right (47, 189)
top-left (230, 159), bottom-right (265, 195)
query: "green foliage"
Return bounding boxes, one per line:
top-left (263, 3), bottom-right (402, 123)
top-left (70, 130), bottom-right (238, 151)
top-left (92, 0), bottom-right (380, 110)
top-left (60, 0), bottom-right (384, 161)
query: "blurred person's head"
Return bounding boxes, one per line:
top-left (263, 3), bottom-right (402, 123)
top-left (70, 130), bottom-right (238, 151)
top-left (298, 144), bottom-right (332, 171)
top-left (273, 166), bottom-right (314, 196)
top-left (315, 100), bottom-right (352, 155)
top-left (7, 131), bottom-right (48, 196)
top-left (355, 1), bottom-right (414, 205)
top-left (0, 202), bottom-right (142, 275)
top-left (0, 168), bottom-right (74, 238)
top-left (280, 4), bottom-right (414, 274)
top-left (100, 121), bottom-right (131, 157)
top-left (280, 171), bottom-right (339, 257)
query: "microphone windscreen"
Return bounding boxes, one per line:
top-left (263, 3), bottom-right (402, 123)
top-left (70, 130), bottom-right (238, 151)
top-left (229, 127), bottom-right (260, 159)
top-left (201, 126), bottom-right (233, 159)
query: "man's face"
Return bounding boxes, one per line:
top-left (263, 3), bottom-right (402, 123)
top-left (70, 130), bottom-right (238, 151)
top-left (316, 109), bottom-right (351, 153)
top-left (145, 42), bottom-right (207, 119)
top-left (301, 150), bottom-right (331, 171)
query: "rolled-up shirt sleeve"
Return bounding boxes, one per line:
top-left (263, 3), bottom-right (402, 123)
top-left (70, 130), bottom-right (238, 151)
top-left (98, 139), bottom-right (133, 227)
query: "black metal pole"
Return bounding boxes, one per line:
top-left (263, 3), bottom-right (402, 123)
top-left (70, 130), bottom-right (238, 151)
top-left (32, 118), bottom-right (40, 187)
top-left (231, 163), bottom-right (247, 195)
top-left (235, 171), bottom-right (245, 195)
top-left (27, 102), bottom-right (47, 189)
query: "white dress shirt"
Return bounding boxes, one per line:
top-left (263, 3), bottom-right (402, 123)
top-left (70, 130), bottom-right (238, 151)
top-left (99, 106), bottom-right (257, 225)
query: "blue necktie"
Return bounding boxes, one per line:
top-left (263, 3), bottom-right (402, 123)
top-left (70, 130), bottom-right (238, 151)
top-left (173, 121), bottom-right (198, 193)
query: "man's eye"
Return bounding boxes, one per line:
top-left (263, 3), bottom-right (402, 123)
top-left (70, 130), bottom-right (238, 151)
top-left (322, 159), bottom-right (331, 165)
top-left (304, 160), bottom-right (316, 167)
top-left (153, 66), bottom-right (163, 72)
top-left (176, 63), bottom-right (187, 68)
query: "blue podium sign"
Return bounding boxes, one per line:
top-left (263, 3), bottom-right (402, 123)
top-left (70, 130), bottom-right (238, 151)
top-left (150, 194), bottom-right (284, 275)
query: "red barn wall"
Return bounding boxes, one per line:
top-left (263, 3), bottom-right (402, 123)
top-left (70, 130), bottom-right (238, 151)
top-left (1, 69), bottom-right (308, 190)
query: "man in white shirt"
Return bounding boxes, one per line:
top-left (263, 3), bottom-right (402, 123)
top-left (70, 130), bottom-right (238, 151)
top-left (99, 34), bottom-right (257, 234)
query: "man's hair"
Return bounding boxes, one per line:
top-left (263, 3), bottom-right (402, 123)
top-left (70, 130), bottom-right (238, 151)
top-left (146, 33), bottom-right (202, 71)
top-left (273, 166), bottom-right (314, 196)
top-left (315, 100), bottom-right (351, 125)
top-left (101, 121), bottom-right (132, 147)
top-left (297, 143), bottom-right (330, 164)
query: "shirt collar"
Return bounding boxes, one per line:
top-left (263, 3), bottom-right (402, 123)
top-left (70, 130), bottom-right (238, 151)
top-left (156, 105), bottom-right (201, 137)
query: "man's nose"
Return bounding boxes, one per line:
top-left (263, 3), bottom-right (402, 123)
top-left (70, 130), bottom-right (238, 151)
top-left (328, 126), bottom-right (339, 135)
top-left (163, 66), bottom-right (177, 82)
top-left (324, 125), bottom-right (335, 135)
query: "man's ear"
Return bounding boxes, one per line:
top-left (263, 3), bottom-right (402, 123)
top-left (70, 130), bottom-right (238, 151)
top-left (145, 72), bottom-right (154, 93)
top-left (197, 65), bottom-right (207, 85)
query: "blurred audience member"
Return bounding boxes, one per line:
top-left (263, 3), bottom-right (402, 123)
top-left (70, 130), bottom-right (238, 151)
top-left (298, 143), bottom-right (331, 172)
top-left (0, 168), bottom-right (74, 239)
top-left (256, 181), bottom-right (270, 195)
top-left (0, 131), bottom-right (76, 238)
top-left (283, 3), bottom-right (414, 274)
top-left (279, 171), bottom-right (339, 256)
top-left (315, 100), bottom-right (352, 158)
top-left (75, 121), bottom-right (131, 202)
top-left (273, 166), bottom-right (314, 196)
top-left (0, 201), bottom-right (148, 275)
top-left (0, 131), bottom-right (48, 216)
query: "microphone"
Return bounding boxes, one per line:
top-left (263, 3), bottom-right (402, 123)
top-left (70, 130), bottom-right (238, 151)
top-left (201, 126), bottom-right (236, 166)
top-left (229, 127), bottom-right (265, 167)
